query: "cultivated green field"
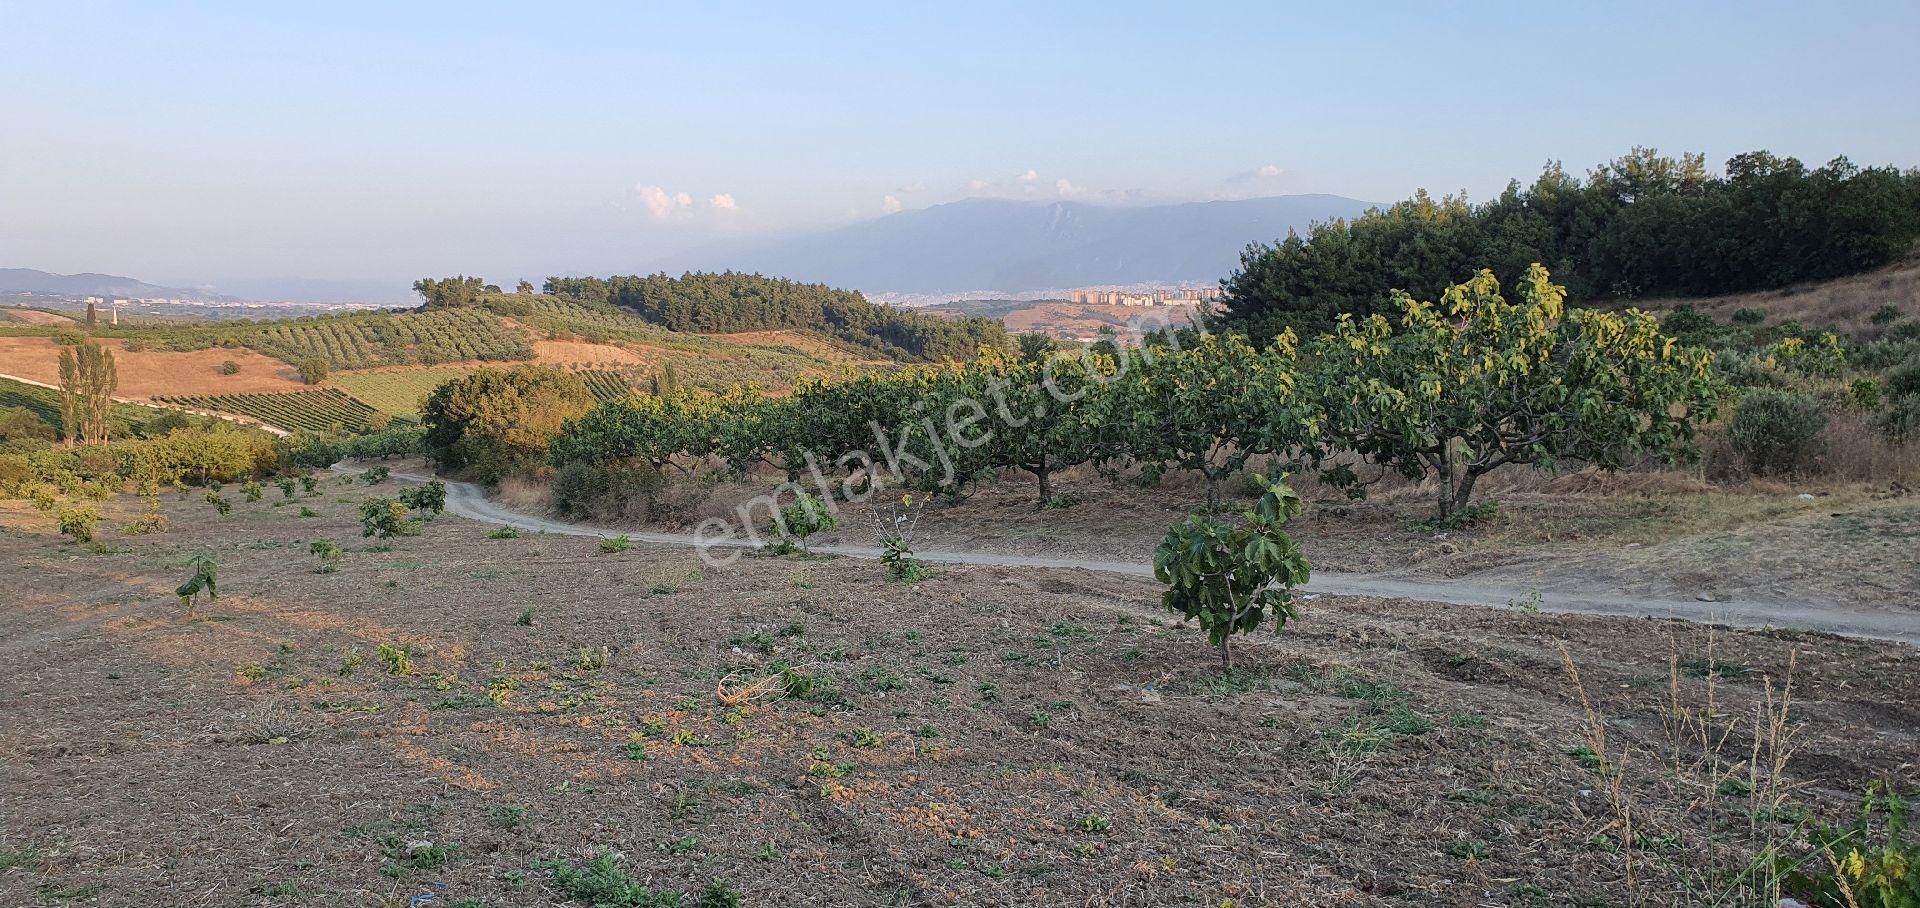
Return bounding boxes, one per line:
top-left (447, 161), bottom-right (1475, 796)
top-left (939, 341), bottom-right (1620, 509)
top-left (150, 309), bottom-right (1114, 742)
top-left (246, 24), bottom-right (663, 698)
top-left (157, 388), bottom-right (380, 433)
top-left (327, 367), bottom-right (479, 417)
top-left (0, 306), bottom-right (536, 372)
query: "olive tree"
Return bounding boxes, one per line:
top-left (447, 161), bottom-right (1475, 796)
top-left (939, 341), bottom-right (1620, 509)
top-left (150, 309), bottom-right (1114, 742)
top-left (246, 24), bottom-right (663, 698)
top-left (1307, 265), bottom-right (1718, 520)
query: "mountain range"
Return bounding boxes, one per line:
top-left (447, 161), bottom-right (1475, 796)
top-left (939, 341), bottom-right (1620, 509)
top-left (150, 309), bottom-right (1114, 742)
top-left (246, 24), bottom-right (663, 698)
top-left (660, 194), bottom-right (1375, 294)
top-left (6, 193), bottom-right (1378, 304)
top-left (0, 268), bottom-right (243, 303)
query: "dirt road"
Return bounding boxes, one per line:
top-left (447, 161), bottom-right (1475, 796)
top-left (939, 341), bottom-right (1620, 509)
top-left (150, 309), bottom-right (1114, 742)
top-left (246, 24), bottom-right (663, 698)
top-left (348, 465), bottom-right (1920, 646)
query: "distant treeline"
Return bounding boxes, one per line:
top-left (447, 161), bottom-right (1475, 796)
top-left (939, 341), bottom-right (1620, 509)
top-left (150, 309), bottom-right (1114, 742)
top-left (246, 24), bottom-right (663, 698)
top-left (1213, 149), bottom-right (1920, 343)
top-left (542, 272), bottom-right (1010, 362)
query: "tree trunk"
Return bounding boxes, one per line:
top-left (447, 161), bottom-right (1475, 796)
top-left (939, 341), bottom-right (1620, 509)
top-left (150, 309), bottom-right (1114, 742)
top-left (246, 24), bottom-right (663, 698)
top-left (1034, 462), bottom-right (1052, 506)
top-left (1202, 464), bottom-right (1219, 513)
top-left (1435, 443), bottom-right (1456, 519)
top-left (1452, 467), bottom-right (1483, 517)
top-left (1217, 635), bottom-right (1233, 669)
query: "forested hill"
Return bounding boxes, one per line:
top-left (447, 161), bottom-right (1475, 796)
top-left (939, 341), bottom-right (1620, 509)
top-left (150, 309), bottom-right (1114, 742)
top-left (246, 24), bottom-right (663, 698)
top-left (1212, 148), bottom-right (1920, 344)
top-left (542, 271), bottom-right (1009, 362)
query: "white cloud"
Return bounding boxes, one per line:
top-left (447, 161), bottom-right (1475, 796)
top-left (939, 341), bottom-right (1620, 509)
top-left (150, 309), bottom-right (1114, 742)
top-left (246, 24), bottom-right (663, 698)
top-left (1017, 169), bottom-right (1039, 184)
top-left (1055, 177), bottom-right (1087, 198)
top-left (708, 193), bottom-right (737, 210)
top-left (881, 195), bottom-right (903, 214)
top-left (634, 184), bottom-right (694, 219)
top-left (967, 178), bottom-right (990, 191)
top-left (1225, 164), bottom-right (1286, 186)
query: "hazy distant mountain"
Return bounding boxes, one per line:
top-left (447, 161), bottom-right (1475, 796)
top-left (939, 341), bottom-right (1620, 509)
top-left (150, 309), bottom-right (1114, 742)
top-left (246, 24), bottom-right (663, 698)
top-left (0, 268), bottom-right (243, 302)
top-left (212, 276), bottom-right (414, 305)
top-left (662, 194), bottom-right (1375, 295)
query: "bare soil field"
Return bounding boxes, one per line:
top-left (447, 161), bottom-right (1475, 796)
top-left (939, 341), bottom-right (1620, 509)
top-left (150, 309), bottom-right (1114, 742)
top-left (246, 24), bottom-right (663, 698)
top-left (1, 481), bottom-right (1915, 906)
top-left (527, 339), bottom-right (657, 368)
top-left (1000, 303), bottom-right (1200, 341)
top-left (0, 336), bottom-right (307, 398)
top-left (0, 308), bottom-right (77, 326)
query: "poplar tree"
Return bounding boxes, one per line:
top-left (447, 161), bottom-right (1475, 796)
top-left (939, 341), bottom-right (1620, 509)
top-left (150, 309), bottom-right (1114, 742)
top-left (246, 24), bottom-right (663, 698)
top-left (57, 341), bottom-right (118, 445)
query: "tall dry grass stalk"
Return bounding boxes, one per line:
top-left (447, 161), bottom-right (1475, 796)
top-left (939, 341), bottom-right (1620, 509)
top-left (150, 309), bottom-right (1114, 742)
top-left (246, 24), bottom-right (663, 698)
top-left (1565, 638), bottom-right (1811, 906)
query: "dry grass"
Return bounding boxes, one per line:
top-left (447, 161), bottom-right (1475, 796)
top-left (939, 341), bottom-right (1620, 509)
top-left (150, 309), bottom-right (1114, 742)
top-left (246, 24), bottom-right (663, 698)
top-left (1637, 256), bottom-right (1920, 338)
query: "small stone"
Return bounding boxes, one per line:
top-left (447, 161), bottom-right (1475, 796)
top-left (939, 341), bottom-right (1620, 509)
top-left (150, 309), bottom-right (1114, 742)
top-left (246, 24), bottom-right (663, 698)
top-left (1696, 592), bottom-right (1717, 602)
top-left (1796, 493), bottom-right (1815, 500)
top-left (1779, 899), bottom-right (1810, 908)
top-left (405, 840), bottom-right (435, 855)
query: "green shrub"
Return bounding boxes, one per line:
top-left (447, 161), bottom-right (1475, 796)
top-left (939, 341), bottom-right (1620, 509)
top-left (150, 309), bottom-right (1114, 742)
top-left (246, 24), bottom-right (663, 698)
top-left (1729, 389), bottom-right (1829, 476)
top-left (1153, 475), bottom-right (1311, 667)
top-left (1853, 378), bottom-right (1886, 410)
top-left (543, 849), bottom-right (678, 908)
top-left (1879, 394), bottom-right (1920, 445)
top-left (1782, 782), bottom-right (1919, 908)
top-left (551, 458), bottom-right (664, 521)
top-left (397, 479), bottom-right (446, 514)
top-left (175, 554), bottom-right (218, 613)
top-left (599, 535), bottom-right (633, 554)
top-left (57, 506), bottom-right (100, 543)
top-left (775, 493), bottom-right (838, 553)
top-left (1888, 358), bottom-right (1920, 400)
top-left (358, 498), bottom-right (420, 538)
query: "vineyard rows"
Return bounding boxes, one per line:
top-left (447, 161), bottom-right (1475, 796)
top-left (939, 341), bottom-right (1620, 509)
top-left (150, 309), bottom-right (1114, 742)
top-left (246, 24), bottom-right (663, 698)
top-left (158, 389), bottom-right (380, 434)
top-left (246, 308), bottom-right (535, 371)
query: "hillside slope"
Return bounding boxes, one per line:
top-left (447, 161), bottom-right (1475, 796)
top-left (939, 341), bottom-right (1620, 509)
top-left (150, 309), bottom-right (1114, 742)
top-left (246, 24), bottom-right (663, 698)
top-left (1638, 256), bottom-right (1920, 337)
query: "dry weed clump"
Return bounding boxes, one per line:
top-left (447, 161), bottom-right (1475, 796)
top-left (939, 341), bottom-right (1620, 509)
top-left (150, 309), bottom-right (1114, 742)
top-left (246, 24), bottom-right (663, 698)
top-left (1559, 634), bottom-right (1819, 905)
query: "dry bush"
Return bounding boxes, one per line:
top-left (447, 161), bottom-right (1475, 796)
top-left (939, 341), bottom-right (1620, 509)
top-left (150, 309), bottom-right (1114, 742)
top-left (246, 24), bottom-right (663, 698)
top-left (497, 474), bottom-right (553, 513)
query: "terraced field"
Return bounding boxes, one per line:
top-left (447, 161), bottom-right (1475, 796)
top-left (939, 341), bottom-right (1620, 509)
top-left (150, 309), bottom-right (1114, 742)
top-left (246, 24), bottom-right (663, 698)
top-left (157, 388), bottom-right (380, 433)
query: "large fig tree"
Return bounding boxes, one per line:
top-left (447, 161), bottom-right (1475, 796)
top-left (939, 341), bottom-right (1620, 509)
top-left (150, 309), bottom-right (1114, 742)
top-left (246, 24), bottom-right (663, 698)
top-left (1307, 265), bottom-right (1717, 520)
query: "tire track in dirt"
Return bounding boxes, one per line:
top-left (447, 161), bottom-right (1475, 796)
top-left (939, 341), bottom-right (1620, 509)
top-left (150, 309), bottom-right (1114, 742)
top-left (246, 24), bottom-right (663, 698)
top-left (337, 464), bottom-right (1920, 646)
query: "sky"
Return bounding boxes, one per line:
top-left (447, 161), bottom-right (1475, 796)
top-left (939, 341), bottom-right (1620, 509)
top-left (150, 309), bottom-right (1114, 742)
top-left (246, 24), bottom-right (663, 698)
top-left (3, 0), bottom-right (1918, 296)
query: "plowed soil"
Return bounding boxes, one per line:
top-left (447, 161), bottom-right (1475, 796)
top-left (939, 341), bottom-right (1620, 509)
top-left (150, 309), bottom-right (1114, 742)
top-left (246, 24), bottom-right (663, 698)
top-left (1, 480), bottom-right (1915, 906)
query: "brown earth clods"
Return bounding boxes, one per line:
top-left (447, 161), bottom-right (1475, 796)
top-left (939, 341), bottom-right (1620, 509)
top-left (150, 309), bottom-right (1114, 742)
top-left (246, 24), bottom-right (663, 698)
top-left (1, 482), bottom-right (1916, 907)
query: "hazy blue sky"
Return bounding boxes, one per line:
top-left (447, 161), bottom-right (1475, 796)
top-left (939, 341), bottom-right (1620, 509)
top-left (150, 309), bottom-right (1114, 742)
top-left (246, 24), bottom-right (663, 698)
top-left (4, 1), bottom-right (1917, 293)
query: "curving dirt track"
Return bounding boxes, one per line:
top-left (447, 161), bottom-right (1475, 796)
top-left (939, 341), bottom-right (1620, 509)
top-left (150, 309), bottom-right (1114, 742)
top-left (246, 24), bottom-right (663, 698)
top-left (343, 465), bottom-right (1920, 646)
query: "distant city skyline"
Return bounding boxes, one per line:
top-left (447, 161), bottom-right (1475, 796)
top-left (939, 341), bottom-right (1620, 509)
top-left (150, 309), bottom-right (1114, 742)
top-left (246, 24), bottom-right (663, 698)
top-left (4, 1), bottom-right (1917, 292)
